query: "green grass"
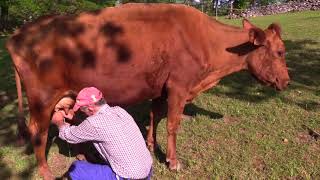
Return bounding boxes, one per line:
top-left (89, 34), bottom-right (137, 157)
top-left (0, 11), bottom-right (320, 179)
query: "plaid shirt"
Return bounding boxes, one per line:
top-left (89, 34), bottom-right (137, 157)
top-left (59, 104), bottom-right (153, 179)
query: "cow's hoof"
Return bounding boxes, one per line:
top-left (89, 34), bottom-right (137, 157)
top-left (167, 160), bottom-right (182, 172)
top-left (147, 143), bottom-right (158, 153)
top-left (39, 166), bottom-right (54, 180)
top-left (147, 143), bottom-right (154, 152)
top-left (181, 114), bottom-right (192, 120)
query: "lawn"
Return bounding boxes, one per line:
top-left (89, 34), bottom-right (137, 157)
top-left (0, 10), bottom-right (319, 179)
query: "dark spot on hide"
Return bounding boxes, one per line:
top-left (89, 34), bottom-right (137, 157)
top-left (32, 102), bottom-right (44, 114)
top-left (100, 22), bottom-right (124, 38)
top-left (100, 22), bottom-right (132, 63)
top-left (51, 17), bottom-right (85, 37)
top-left (33, 133), bottom-right (42, 146)
top-left (81, 49), bottom-right (96, 68)
top-left (117, 43), bottom-right (131, 63)
top-left (38, 58), bottom-right (53, 74)
top-left (54, 47), bottom-right (77, 64)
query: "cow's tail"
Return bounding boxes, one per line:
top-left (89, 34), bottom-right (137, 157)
top-left (14, 68), bottom-right (24, 118)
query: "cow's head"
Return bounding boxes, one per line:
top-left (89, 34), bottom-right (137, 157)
top-left (243, 19), bottom-right (290, 90)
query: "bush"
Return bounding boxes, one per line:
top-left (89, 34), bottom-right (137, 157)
top-left (5, 0), bottom-right (108, 30)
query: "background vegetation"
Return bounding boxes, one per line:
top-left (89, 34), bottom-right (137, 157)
top-left (0, 0), bottom-right (300, 31)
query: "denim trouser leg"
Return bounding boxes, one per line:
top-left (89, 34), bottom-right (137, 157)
top-left (68, 160), bottom-right (117, 180)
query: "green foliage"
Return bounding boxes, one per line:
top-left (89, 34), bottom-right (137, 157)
top-left (233, 0), bottom-right (251, 9)
top-left (122, 0), bottom-right (159, 3)
top-left (1, 0), bottom-right (116, 30)
top-left (259, 0), bottom-right (278, 6)
top-left (9, 0), bottom-right (47, 23)
top-left (8, 0), bottom-right (104, 24)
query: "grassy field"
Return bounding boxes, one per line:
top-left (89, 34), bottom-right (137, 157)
top-left (0, 10), bottom-right (319, 179)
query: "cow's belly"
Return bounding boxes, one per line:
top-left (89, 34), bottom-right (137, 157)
top-left (101, 78), bottom-right (158, 106)
top-left (70, 71), bottom-right (162, 106)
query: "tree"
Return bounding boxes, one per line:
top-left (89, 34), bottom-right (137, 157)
top-left (233, 0), bottom-right (250, 9)
top-left (0, 0), bottom-right (10, 30)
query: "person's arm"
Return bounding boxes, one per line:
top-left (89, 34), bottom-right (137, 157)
top-left (52, 111), bottom-right (101, 144)
top-left (59, 120), bottom-right (101, 144)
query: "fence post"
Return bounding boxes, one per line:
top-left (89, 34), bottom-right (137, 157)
top-left (215, 0), bottom-right (218, 19)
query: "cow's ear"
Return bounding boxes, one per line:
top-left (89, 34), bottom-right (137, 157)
top-left (248, 28), bottom-right (266, 46)
top-left (243, 19), bottom-right (256, 30)
top-left (268, 23), bottom-right (281, 37)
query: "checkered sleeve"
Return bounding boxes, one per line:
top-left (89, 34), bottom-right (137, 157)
top-left (114, 106), bottom-right (133, 120)
top-left (59, 120), bottom-right (101, 144)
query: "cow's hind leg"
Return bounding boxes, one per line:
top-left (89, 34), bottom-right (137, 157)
top-left (16, 115), bottom-right (29, 146)
top-left (147, 96), bottom-right (167, 152)
top-left (29, 112), bottom-right (53, 180)
top-left (15, 69), bottom-right (29, 146)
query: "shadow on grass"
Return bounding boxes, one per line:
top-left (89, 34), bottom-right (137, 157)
top-left (0, 37), bottom-right (37, 179)
top-left (284, 39), bottom-right (320, 89)
top-left (125, 101), bottom-right (223, 162)
top-left (0, 104), bottom-right (37, 180)
top-left (0, 151), bottom-right (11, 179)
top-left (0, 150), bottom-right (36, 180)
top-left (0, 114), bottom-right (37, 180)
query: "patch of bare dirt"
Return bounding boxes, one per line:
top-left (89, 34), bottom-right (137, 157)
top-left (308, 143), bottom-right (320, 153)
top-left (295, 132), bottom-right (313, 144)
top-left (48, 153), bottom-right (70, 178)
top-left (239, 127), bottom-right (247, 135)
top-left (252, 156), bottom-right (266, 172)
top-left (223, 116), bottom-right (240, 124)
top-left (284, 176), bottom-right (305, 180)
top-left (255, 132), bottom-right (265, 139)
top-left (210, 123), bottom-right (220, 129)
top-left (207, 139), bottom-right (218, 146)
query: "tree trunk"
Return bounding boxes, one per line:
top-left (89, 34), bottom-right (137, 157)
top-left (184, 0), bottom-right (190, 6)
top-left (201, 1), bottom-right (204, 12)
top-left (215, 0), bottom-right (218, 18)
top-left (230, 0), bottom-right (233, 15)
top-left (0, 4), bottom-right (9, 30)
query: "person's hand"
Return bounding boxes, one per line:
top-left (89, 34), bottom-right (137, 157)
top-left (54, 97), bottom-right (75, 121)
top-left (52, 111), bottom-right (66, 127)
top-left (63, 109), bottom-right (75, 120)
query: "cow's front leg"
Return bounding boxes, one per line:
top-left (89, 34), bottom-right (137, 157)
top-left (166, 89), bottom-right (186, 171)
top-left (29, 113), bottom-right (53, 180)
top-left (147, 96), bottom-right (167, 152)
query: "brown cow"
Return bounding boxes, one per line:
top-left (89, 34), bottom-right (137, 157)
top-left (6, 3), bottom-right (289, 179)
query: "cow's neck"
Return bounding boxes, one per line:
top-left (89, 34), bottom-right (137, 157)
top-left (189, 26), bottom-right (251, 98)
top-left (188, 59), bottom-right (246, 101)
top-left (209, 27), bottom-right (250, 78)
top-left (188, 23), bottom-right (255, 100)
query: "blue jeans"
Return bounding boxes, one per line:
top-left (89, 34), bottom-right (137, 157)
top-left (68, 160), bottom-right (152, 180)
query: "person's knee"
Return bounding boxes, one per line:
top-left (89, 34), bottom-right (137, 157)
top-left (72, 160), bottom-right (86, 167)
top-left (68, 160), bottom-right (88, 179)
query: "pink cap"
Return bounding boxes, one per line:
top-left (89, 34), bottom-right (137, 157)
top-left (73, 87), bottom-right (103, 112)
